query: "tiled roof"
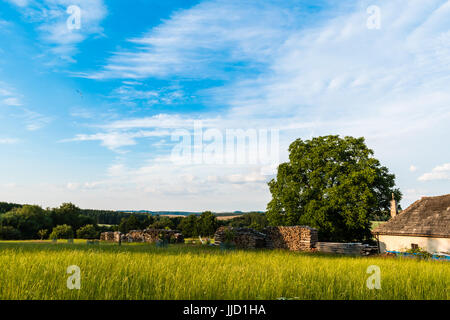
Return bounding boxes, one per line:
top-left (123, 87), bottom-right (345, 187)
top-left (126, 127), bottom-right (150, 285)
top-left (373, 194), bottom-right (450, 238)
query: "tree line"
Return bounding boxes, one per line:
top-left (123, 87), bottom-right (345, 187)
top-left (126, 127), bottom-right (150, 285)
top-left (0, 203), bottom-right (104, 240)
top-left (0, 201), bottom-right (267, 240)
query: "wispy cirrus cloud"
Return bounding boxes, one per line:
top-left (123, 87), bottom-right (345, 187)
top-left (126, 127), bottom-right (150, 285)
top-left (65, 129), bottom-right (171, 151)
top-left (0, 82), bottom-right (23, 106)
top-left (0, 81), bottom-right (52, 130)
top-left (6, 0), bottom-right (107, 62)
top-left (110, 84), bottom-right (185, 107)
top-left (21, 108), bottom-right (52, 131)
top-left (0, 137), bottom-right (20, 144)
top-left (81, 0), bottom-right (303, 80)
top-left (5, 0), bottom-right (29, 7)
top-left (1, 97), bottom-right (22, 106)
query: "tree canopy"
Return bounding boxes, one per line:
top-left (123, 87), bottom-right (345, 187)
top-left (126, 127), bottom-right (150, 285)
top-left (266, 135), bottom-right (401, 242)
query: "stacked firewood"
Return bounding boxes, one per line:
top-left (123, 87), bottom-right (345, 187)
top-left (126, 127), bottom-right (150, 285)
top-left (100, 231), bottom-right (120, 242)
top-left (264, 226), bottom-right (318, 252)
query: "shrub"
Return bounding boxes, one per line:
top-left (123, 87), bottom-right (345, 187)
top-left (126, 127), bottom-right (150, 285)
top-left (405, 247), bottom-right (433, 260)
top-left (76, 224), bottom-right (98, 239)
top-left (49, 224), bottom-right (73, 240)
top-left (37, 229), bottom-right (48, 240)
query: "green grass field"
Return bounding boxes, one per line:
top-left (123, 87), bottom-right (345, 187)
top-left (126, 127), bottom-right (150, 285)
top-left (0, 241), bottom-right (448, 300)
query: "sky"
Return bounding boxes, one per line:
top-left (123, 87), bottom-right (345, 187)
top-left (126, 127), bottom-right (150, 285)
top-left (0, 0), bottom-right (449, 211)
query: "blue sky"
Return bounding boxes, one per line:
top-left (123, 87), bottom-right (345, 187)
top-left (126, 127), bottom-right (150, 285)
top-left (0, 0), bottom-right (449, 211)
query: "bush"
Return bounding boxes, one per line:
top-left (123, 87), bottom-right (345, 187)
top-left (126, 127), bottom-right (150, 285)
top-left (0, 226), bottom-right (22, 240)
top-left (76, 224), bottom-right (99, 239)
top-left (49, 224), bottom-right (73, 240)
top-left (405, 247), bottom-right (433, 260)
top-left (37, 229), bottom-right (48, 240)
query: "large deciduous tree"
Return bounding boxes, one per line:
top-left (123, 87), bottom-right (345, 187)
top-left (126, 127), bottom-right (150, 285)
top-left (198, 211), bottom-right (218, 237)
top-left (266, 135), bottom-right (401, 242)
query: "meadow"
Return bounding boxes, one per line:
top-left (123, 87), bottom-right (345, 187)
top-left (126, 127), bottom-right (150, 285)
top-left (0, 241), bottom-right (448, 300)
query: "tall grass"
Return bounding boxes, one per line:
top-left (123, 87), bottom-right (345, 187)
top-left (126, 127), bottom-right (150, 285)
top-left (0, 242), bottom-right (448, 300)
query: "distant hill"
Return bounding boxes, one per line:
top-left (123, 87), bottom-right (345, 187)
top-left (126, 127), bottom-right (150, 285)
top-left (118, 210), bottom-right (263, 217)
top-left (0, 201), bottom-right (263, 224)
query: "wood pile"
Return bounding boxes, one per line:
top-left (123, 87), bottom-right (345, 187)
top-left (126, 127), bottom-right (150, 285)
top-left (315, 242), bottom-right (366, 255)
top-left (264, 226), bottom-right (318, 252)
top-left (100, 231), bottom-right (121, 242)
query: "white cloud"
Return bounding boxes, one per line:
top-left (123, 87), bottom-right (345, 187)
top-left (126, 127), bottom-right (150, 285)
top-left (101, 114), bottom-right (219, 130)
top-left (22, 109), bottom-right (52, 131)
top-left (0, 81), bottom-right (51, 130)
top-left (0, 138), bottom-right (19, 144)
top-left (0, 82), bottom-right (22, 106)
top-left (66, 130), bottom-right (170, 151)
top-left (110, 84), bottom-right (185, 107)
top-left (419, 163), bottom-right (450, 181)
top-left (2, 97), bottom-right (22, 106)
top-left (6, 0), bottom-right (29, 7)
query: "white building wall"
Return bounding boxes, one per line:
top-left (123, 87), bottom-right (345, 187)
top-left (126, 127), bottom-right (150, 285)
top-left (378, 235), bottom-right (450, 254)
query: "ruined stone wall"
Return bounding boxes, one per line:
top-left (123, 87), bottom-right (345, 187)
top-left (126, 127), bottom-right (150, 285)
top-left (100, 229), bottom-right (184, 244)
top-left (214, 227), bottom-right (266, 249)
top-left (214, 226), bottom-right (318, 251)
top-left (124, 229), bottom-right (184, 243)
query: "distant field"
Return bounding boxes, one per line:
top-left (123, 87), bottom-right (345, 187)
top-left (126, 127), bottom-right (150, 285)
top-left (215, 215), bottom-right (241, 220)
top-left (0, 241), bottom-right (448, 300)
top-left (159, 214), bottom-right (242, 220)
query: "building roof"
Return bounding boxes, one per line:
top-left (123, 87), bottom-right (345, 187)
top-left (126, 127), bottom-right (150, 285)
top-left (373, 194), bottom-right (450, 238)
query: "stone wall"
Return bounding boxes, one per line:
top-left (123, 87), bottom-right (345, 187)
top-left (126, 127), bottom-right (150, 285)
top-left (213, 226), bottom-right (318, 251)
top-left (124, 229), bottom-right (184, 243)
top-left (214, 227), bottom-right (266, 249)
top-left (100, 229), bottom-right (184, 244)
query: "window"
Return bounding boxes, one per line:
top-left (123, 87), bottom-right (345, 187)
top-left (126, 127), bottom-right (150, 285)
top-left (411, 243), bottom-right (419, 249)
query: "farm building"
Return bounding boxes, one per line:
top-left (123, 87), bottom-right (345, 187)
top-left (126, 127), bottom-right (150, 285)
top-left (373, 194), bottom-right (450, 255)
